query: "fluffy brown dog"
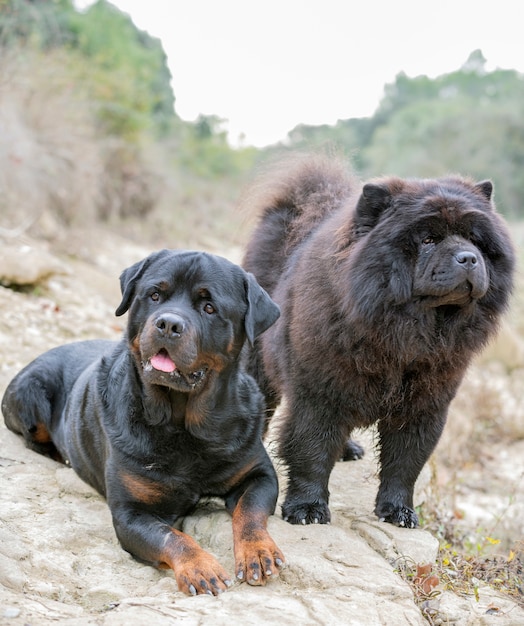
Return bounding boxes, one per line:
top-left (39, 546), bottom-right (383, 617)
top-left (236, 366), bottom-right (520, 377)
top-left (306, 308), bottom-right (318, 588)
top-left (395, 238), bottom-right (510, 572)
top-left (242, 154), bottom-right (515, 528)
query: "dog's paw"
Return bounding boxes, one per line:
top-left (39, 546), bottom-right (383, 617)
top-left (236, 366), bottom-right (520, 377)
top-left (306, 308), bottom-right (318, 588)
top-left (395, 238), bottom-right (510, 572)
top-left (173, 551), bottom-right (232, 596)
top-left (340, 438), bottom-right (365, 461)
top-left (282, 499), bottom-right (331, 525)
top-left (375, 502), bottom-right (418, 529)
top-left (234, 531), bottom-right (285, 586)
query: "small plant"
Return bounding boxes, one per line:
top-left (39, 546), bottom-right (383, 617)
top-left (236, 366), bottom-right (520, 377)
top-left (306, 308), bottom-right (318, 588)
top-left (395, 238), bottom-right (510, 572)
top-left (398, 501), bottom-right (523, 623)
top-left (437, 540), bottom-right (523, 602)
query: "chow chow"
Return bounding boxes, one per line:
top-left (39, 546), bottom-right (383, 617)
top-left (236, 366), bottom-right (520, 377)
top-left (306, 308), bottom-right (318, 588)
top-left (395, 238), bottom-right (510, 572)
top-left (242, 154), bottom-right (515, 528)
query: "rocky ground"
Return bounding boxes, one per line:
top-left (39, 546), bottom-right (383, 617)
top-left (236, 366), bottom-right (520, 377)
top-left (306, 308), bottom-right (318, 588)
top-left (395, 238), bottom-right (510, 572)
top-left (0, 230), bottom-right (522, 625)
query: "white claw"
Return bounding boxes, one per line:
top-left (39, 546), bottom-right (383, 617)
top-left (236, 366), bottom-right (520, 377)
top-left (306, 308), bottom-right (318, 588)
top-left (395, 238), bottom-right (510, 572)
top-left (301, 518), bottom-right (306, 525)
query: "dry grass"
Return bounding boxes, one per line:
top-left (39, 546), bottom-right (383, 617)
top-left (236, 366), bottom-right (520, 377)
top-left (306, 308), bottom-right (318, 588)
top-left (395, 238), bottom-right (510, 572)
top-left (396, 537), bottom-right (523, 624)
top-left (0, 47), bottom-right (253, 253)
top-left (0, 47), bottom-right (102, 231)
top-left (0, 48), bottom-right (172, 239)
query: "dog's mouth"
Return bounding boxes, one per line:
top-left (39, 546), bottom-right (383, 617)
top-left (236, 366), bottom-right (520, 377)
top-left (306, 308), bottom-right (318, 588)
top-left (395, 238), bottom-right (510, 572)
top-left (150, 349), bottom-right (177, 373)
top-left (417, 281), bottom-right (478, 308)
top-left (142, 349), bottom-right (207, 389)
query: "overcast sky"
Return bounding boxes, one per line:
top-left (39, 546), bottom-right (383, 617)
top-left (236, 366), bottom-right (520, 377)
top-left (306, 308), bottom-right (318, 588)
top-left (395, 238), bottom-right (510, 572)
top-left (76, 0), bottom-right (524, 147)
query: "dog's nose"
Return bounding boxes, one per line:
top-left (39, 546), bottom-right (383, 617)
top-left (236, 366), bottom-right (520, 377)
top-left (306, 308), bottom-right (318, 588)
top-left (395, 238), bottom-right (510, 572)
top-left (455, 250), bottom-right (478, 267)
top-left (155, 313), bottom-right (186, 337)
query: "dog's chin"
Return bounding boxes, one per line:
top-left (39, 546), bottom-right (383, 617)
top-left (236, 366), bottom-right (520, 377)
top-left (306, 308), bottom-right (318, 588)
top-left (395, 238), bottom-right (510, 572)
top-left (415, 281), bottom-right (480, 309)
top-left (141, 352), bottom-right (208, 392)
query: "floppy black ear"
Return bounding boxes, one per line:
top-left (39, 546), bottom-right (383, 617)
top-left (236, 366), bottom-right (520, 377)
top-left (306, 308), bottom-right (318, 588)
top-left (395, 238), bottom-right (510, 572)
top-left (244, 273), bottom-right (280, 346)
top-left (115, 249), bottom-right (170, 317)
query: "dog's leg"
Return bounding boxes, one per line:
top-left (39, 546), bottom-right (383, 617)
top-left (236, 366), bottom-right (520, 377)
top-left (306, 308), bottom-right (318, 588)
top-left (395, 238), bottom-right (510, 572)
top-left (225, 463), bottom-right (285, 585)
top-left (278, 396), bottom-right (346, 525)
top-left (375, 413), bottom-right (446, 528)
top-left (110, 505), bottom-right (232, 595)
top-left (1, 375), bottom-right (63, 460)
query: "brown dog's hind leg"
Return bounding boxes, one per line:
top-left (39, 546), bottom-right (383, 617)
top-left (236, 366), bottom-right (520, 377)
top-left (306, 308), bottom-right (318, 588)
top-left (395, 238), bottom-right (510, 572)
top-left (1, 379), bottom-right (63, 461)
top-left (340, 438), bottom-right (365, 461)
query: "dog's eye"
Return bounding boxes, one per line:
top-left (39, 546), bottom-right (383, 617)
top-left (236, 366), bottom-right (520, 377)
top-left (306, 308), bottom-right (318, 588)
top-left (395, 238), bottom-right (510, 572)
top-left (150, 292), bottom-right (160, 302)
top-left (203, 303), bottom-right (215, 315)
top-left (422, 236), bottom-right (435, 245)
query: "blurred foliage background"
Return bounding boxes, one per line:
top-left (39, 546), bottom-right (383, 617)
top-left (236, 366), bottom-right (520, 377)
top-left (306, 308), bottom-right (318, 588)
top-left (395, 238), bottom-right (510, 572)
top-left (1, 0), bottom-right (524, 247)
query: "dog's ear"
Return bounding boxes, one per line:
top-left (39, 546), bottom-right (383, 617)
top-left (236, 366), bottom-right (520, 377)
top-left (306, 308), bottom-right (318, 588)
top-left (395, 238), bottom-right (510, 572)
top-left (354, 183), bottom-right (392, 235)
top-left (115, 250), bottom-right (170, 317)
top-left (473, 179), bottom-right (493, 202)
top-left (244, 273), bottom-right (280, 345)
top-left (354, 179), bottom-right (406, 237)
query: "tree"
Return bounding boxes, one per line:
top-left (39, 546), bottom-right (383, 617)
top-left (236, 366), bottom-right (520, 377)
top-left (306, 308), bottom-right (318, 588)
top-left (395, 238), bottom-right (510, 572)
top-left (282, 51), bottom-right (524, 217)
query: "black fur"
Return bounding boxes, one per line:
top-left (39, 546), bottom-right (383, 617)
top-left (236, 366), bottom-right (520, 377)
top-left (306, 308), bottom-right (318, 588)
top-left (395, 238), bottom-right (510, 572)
top-left (2, 249), bottom-right (285, 595)
top-left (242, 155), bottom-right (515, 528)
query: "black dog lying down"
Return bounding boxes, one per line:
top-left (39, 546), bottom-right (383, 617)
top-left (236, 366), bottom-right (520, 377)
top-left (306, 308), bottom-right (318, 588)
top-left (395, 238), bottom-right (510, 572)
top-left (2, 249), bottom-right (284, 596)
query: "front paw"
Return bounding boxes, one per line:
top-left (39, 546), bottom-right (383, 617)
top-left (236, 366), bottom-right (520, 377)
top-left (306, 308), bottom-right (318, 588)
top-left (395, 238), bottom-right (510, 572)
top-left (282, 499), bottom-right (331, 525)
top-left (173, 551), bottom-right (232, 596)
top-left (234, 531), bottom-right (285, 586)
top-left (375, 502), bottom-right (418, 528)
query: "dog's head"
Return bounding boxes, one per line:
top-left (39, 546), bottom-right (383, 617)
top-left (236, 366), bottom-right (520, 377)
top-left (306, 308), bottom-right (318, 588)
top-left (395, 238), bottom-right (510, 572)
top-left (349, 176), bottom-right (514, 312)
top-left (115, 249), bottom-right (279, 393)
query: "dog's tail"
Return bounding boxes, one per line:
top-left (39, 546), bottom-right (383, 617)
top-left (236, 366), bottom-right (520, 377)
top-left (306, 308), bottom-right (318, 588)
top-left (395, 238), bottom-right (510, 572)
top-left (241, 152), bottom-right (357, 294)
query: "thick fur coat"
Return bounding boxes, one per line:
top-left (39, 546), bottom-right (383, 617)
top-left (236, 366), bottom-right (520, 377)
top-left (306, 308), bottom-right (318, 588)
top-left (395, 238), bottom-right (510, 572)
top-left (242, 154), bottom-right (515, 527)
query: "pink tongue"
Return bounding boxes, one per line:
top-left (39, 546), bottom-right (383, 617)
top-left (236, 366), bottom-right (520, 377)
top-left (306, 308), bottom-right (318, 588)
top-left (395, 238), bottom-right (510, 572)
top-left (150, 352), bottom-right (176, 373)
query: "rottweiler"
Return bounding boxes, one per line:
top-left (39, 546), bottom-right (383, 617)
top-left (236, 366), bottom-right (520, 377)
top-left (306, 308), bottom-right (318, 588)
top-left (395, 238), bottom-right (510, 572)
top-left (1, 249), bottom-right (285, 596)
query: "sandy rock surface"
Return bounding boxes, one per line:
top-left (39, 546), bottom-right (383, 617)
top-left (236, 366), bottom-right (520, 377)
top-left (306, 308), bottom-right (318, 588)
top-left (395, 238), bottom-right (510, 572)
top-left (0, 235), bottom-right (522, 625)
